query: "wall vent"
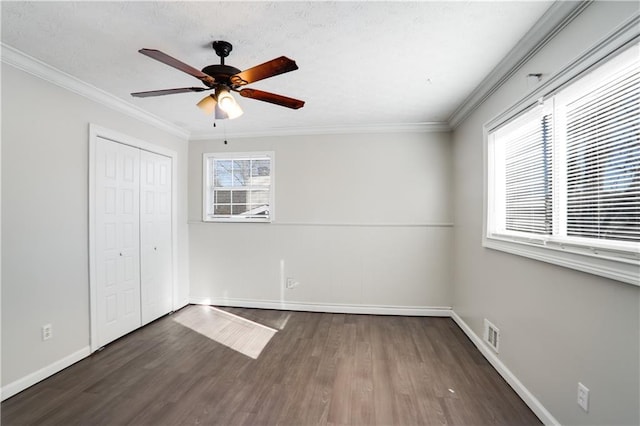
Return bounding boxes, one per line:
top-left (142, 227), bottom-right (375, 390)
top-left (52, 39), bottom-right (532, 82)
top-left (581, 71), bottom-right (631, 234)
top-left (483, 319), bottom-right (500, 353)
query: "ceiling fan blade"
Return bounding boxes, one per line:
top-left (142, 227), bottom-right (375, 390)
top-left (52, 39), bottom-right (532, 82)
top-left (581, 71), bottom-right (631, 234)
top-left (139, 49), bottom-right (216, 86)
top-left (230, 56), bottom-right (298, 86)
top-left (131, 87), bottom-right (209, 98)
top-left (238, 88), bottom-right (305, 109)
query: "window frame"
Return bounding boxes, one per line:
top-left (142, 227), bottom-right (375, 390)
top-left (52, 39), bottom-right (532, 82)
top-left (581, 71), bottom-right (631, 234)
top-left (202, 151), bottom-right (275, 223)
top-left (483, 38), bottom-right (640, 286)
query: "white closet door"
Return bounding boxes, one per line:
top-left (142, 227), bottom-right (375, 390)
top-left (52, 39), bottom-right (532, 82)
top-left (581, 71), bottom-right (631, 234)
top-left (95, 138), bottom-right (141, 347)
top-left (140, 150), bottom-right (173, 325)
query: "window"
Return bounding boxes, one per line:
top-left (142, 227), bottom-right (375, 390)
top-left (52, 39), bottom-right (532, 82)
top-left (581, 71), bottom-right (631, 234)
top-left (203, 152), bottom-right (274, 222)
top-left (486, 43), bottom-right (639, 285)
top-left (491, 103), bottom-right (554, 237)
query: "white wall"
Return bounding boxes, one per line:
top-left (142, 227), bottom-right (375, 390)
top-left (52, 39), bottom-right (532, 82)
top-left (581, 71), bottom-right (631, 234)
top-left (1, 64), bottom-right (190, 388)
top-left (188, 132), bottom-right (453, 312)
top-left (451, 2), bottom-right (639, 425)
top-left (4, 2), bottom-right (637, 423)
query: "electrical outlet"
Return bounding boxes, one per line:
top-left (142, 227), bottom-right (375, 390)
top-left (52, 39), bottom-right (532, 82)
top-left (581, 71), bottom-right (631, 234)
top-left (577, 382), bottom-right (589, 412)
top-left (42, 324), bottom-right (52, 341)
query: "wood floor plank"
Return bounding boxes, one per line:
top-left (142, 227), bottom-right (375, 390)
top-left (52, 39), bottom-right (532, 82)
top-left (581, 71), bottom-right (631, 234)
top-left (2, 305), bottom-right (541, 426)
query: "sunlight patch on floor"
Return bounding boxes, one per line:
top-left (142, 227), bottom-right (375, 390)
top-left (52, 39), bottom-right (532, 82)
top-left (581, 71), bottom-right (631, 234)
top-left (172, 306), bottom-right (277, 359)
top-left (274, 312), bottom-right (291, 330)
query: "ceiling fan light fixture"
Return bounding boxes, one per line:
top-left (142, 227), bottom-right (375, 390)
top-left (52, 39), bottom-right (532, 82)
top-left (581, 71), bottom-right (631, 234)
top-left (223, 99), bottom-right (243, 120)
top-left (214, 104), bottom-right (229, 120)
top-left (197, 94), bottom-right (217, 115)
top-left (216, 87), bottom-right (243, 119)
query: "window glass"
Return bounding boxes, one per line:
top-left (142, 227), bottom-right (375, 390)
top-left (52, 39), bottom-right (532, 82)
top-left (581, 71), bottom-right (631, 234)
top-left (204, 152), bottom-right (274, 222)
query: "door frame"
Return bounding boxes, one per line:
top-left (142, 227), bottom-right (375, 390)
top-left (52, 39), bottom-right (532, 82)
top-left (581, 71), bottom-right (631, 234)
top-left (88, 124), bottom-right (179, 353)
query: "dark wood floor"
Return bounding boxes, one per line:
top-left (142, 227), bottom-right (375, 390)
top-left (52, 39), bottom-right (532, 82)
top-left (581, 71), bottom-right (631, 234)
top-left (2, 305), bottom-right (541, 425)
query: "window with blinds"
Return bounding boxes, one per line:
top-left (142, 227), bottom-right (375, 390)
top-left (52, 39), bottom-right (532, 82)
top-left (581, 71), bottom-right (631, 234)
top-left (203, 152), bottom-right (274, 222)
top-left (487, 42), bottom-right (639, 262)
top-left (504, 113), bottom-right (553, 235)
top-left (564, 64), bottom-right (639, 242)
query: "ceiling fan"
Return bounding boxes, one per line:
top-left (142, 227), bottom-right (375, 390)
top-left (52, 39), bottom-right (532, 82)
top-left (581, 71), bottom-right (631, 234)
top-left (131, 40), bottom-right (305, 120)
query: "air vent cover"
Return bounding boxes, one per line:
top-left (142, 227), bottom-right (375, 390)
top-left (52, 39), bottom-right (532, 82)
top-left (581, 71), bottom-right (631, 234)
top-left (484, 318), bottom-right (500, 353)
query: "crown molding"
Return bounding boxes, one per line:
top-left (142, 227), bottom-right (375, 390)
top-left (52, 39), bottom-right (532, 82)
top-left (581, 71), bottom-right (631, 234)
top-left (0, 42), bottom-right (448, 141)
top-left (2, 0), bottom-right (592, 142)
top-left (1, 43), bottom-right (189, 140)
top-left (447, 0), bottom-right (592, 129)
top-left (188, 121), bottom-right (450, 141)
top-left (486, 11), bottom-right (640, 133)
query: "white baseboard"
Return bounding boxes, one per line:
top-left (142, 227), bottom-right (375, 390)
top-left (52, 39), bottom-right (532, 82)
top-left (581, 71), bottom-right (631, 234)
top-left (450, 311), bottom-right (559, 426)
top-left (1, 346), bottom-right (91, 402)
top-left (189, 296), bottom-right (452, 317)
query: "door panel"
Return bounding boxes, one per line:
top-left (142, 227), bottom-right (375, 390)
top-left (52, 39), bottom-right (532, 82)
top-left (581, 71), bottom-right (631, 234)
top-left (95, 138), bottom-right (141, 347)
top-left (140, 150), bottom-right (173, 325)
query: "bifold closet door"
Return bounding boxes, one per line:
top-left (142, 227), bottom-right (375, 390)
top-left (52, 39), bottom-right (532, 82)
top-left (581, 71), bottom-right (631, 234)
top-left (140, 150), bottom-right (173, 325)
top-left (95, 137), bottom-right (141, 348)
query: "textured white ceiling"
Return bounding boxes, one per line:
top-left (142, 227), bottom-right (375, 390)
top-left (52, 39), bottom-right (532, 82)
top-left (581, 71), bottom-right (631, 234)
top-left (1, 1), bottom-right (552, 137)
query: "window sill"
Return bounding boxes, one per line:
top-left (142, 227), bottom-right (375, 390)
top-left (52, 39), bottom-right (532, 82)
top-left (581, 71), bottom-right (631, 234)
top-left (483, 235), bottom-right (639, 286)
top-left (203, 217), bottom-right (272, 223)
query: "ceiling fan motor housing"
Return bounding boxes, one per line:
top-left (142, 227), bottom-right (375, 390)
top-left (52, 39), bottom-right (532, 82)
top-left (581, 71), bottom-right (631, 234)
top-left (203, 41), bottom-right (243, 87)
top-left (201, 64), bottom-right (242, 87)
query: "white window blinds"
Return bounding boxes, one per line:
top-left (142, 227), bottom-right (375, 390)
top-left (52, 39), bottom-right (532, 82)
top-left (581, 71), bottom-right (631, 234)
top-left (564, 64), bottom-right (639, 242)
top-left (488, 42), bottom-right (639, 251)
top-left (503, 112), bottom-right (554, 235)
